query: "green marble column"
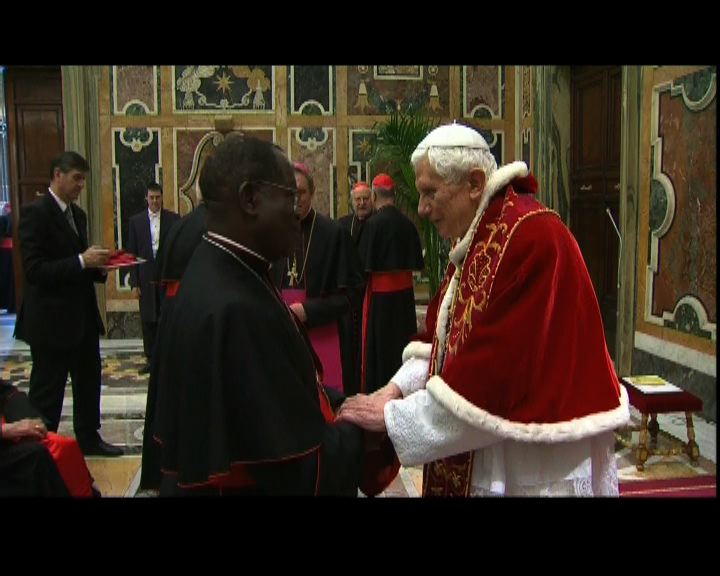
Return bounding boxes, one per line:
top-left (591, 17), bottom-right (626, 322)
top-left (617, 66), bottom-right (643, 376)
top-left (61, 66), bottom-right (105, 324)
top-left (532, 66), bottom-right (571, 223)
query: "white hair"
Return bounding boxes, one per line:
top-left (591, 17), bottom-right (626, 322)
top-left (411, 146), bottom-right (497, 184)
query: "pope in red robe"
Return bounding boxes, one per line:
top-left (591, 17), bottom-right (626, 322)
top-left (339, 123), bottom-right (629, 496)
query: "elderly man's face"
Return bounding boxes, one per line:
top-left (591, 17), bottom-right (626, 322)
top-left (351, 187), bottom-right (373, 220)
top-left (415, 156), bottom-right (479, 240)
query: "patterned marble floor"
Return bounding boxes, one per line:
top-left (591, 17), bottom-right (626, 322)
top-left (1, 313), bottom-right (715, 497)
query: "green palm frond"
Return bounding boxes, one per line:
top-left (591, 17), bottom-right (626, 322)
top-left (369, 110), bottom-right (449, 298)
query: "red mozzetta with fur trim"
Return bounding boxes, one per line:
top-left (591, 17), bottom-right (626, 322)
top-left (427, 180), bottom-right (622, 426)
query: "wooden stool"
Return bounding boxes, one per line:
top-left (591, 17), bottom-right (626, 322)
top-left (621, 381), bottom-right (703, 471)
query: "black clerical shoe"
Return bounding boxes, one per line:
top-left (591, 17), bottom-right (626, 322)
top-left (78, 435), bottom-right (124, 458)
top-left (138, 363), bottom-right (151, 375)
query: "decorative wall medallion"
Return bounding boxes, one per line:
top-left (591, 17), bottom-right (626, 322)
top-left (173, 66), bottom-right (274, 113)
top-left (348, 129), bottom-right (377, 186)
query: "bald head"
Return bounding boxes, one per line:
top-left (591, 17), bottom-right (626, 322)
top-left (351, 181), bottom-right (373, 220)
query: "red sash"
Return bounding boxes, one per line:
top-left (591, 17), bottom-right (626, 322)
top-left (164, 280), bottom-right (180, 297)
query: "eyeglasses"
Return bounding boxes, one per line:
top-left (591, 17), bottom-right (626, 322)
top-left (241, 180), bottom-right (298, 210)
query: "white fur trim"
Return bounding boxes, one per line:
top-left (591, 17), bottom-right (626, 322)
top-left (426, 375), bottom-right (630, 443)
top-left (402, 341), bottom-right (433, 362)
top-left (436, 162), bottom-right (530, 374)
top-left (450, 162), bottom-right (528, 266)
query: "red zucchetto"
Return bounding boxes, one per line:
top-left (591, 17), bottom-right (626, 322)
top-left (371, 173), bottom-right (394, 190)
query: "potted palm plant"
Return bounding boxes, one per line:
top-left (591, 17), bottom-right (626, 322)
top-left (369, 110), bottom-right (449, 299)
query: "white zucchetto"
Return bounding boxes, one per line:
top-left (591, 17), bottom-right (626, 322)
top-left (414, 121), bottom-right (490, 152)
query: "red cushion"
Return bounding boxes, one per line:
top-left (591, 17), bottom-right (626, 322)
top-left (623, 385), bottom-right (703, 414)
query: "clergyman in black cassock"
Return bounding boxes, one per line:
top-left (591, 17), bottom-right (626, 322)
top-left (153, 135), bottom-right (366, 495)
top-left (357, 173), bottom-right (424, 394)
top-left (139, 200), bottom-right (206, 491)
top-left (271, 162), bottom-right (365, 397)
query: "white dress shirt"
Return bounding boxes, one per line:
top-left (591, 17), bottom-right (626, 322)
top-left (148, 208), bottom-right (160, 258)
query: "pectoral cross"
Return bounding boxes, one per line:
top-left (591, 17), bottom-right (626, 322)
top-left (287, 255), bottom-right (299, 287)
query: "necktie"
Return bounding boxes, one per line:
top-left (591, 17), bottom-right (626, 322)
top-left (65, 206), bottom-right (79, 235)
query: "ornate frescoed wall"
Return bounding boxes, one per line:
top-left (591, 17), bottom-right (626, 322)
top-left (85, 64), bottom-right (717, 419)
top-left (634, 65), bottom-right (716, 419)
top-left (96, 65), bottom-right (523, 336)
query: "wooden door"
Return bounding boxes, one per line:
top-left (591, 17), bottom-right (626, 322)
top-left (5, 66), bottom-right (64, 308)
top-left (570, 66), bottom-right (621, 361)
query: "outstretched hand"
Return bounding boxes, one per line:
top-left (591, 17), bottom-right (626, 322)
top-left (336, 393), bottom-right (388, 432)
top-left (82, 245), bottom-right (110, 268)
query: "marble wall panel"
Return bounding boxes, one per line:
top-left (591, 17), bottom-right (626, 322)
top-left (112, 127), bottom-right (161, 290)
top-left (111, 66), bottom-right (158, 115)
top-left (289, 66), bottom-right (334, 115)
top-left (348, 129), bottom-right (377, 186)
top-left (174, 128), bottom-right (275, 215)
top-left (480, 129), bottom-right (504, 167)
top-left (347, 65), bottom-right (449, 116)
top-left (289, 127), bottom-right (336, 218)
top-left (647, 69), bottom-right (716, 339)
top-left (463, 66), bottom-right (503, 119)
top-left (172, 66), bottom-right (274, 113)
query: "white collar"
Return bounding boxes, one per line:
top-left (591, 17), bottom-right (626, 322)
top-left (48, 187), bottom-right (68, 212)
top-left (206, 231), bottom-right (269, 264)
top-left (148, 208), bottom-right (160, 219)
top-left (434, 161), bottom-right (529, 373)
top-left (449, 161), bottom-right (529, 266)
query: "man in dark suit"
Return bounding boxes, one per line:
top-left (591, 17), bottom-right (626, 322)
top-left (14, 151), bottom-right (122, 457)
top-left (126, 182), bottom-right (180, 374)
